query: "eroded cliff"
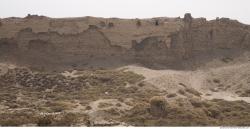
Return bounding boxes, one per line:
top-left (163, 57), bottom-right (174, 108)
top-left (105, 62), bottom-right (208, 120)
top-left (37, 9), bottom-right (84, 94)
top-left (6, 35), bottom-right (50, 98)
top-left (0, 14), bottom-right (249, 70)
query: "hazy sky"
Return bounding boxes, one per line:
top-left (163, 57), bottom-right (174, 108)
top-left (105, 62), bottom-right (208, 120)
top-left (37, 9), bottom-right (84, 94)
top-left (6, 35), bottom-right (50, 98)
top-left (0, 0), bottom-right (250, 24)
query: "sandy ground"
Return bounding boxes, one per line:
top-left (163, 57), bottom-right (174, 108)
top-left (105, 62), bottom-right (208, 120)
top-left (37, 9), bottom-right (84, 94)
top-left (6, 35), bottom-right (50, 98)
top-left (123, 63), bottom-right (250, 103)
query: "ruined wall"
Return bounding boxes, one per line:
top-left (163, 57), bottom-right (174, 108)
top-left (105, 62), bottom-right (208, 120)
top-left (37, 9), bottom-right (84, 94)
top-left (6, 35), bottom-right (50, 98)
top-left (0, 14), bottom-right (250, 70)
top-left (169, 14), bottom-right (250, 62)
top-left (1, 25), bottom-right (129, 70)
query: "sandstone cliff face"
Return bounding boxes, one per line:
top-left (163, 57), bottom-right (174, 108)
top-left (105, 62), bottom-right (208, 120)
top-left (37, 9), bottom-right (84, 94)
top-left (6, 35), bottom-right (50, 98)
top-left (0, 14), bottom-right (249, 70)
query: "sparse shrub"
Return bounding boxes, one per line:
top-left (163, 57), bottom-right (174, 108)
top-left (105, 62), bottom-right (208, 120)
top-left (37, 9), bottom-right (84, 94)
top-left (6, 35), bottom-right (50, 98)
top-left (85, 106), bottom-right (92, 110)
top-left (54, 113), bottom-right (79, 126)
top-left (239, 90), bottom-right (250, 97)
top-left (99, 21), bottom-right (106, 27)
top-left (213, 79), bottom-right (220, 83)
top-left (167, 93), bottom-right (177, 98)
top-left (0, 112), bottom-right (36, 126)
top-left (117, 71), bottom-right (145, 84)
top-left (155, 20), bottom-right (159, 26)
top-left (47, 101), bottom-right (73, 112)
top-left (88, 25), bottom-right (98, 29)
top-left (138, 82), bottom-right (145, 87)
top-left (117, 97), bottom-right (124, 102)
top-left (178, 89), bottom-right (186, 95)
top-left (210, 88), bottom-right (219, 92)
top-left (149, 96), bottom-right (167, 117)
top-left (51, 106), bottom-right (65, 112)
top-left (108, 22), bottom-right (114, 28)
top-left (207, 106), bottom-right (221, 118)
top-left (185, 88), bottom-right (202, 97)
top-left (205, 93), bottom-right (212, 96)
top-left (116, 103), bottom-right (122, 107)
top-left (189, 98), bottom-right (203, 108)
top-left (98, 102), bottom-right (113, 108)
top-left (178, 83), bottom-right (187, 87)
top-left (221, 57), bottom-right (233, 63)
top-left (129, 102), bottom-right (150, 116)
top-left (103, 108), bottom-right (120, 116)
top-left (37, 116), bottom-right (53, 126)
top-left (218, 84), bottom-right (224, 87)
top-left (136, 19), bottom-right (142, 27)
top-left (202, 101), bottom-right (212, 108)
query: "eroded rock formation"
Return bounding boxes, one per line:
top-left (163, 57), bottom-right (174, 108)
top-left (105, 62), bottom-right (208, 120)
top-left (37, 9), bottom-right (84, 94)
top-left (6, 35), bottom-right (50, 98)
top-left (0, 14), bottom-right (249, 70)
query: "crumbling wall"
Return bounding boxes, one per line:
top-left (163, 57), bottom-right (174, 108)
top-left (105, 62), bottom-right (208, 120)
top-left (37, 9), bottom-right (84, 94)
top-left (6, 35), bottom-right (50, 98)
top-left (0, 14), bottom-right (250, 70)
top-left (169, 13), bottom-right (250, 60)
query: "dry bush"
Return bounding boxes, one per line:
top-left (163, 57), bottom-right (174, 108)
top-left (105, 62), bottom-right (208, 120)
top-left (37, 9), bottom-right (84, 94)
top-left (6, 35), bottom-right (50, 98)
top-left (178, 89), bottom-right (186, 95)
top-left (138, 82), bottom-right (145, 87)
top-left (37, 115), bottom-right (54, 126)
top-left (210, 88), bottom-right (219, 92)
top-left (221, 57), bottom-right (233, 63)
top-left (213, 79), bottom-right (220, 83)
top-left (45, 101), bottom-right (74, 112)
top-left (239, 90), bottom-right (250, 97)
top-left (98, 102), bottom-right (113, 108)
top-left (122, 98), bottom-right (250, 126)
top-left (121, 102), bottom-right (150, 125)
top-left (136, 20), bottom-right (142, 27)
top-left (88, 25), bottom-right (98, 29)
top-left (189, 98), bottom-right (203, 108)
top-left (206, 106), bottom-right (221, 119)
top-left (53, 113), bottom-right (80, 126)
top-left (108, 22), bottom-right (114, 28)
top-left (99, 21), bottom-right (106, 27)
top-left (117, 71), bottom-right (145, 84)
top-left (155, 20), bottom-right (159, 26)
top-left (0, 112), bottom-right (36, 126)
top-left (185, 88), bottom-right (202, 96)
top-left (85, 106), bottom-right (92, 110)
top-left (149, 96), bottom-right (167, 117)
top-left (166, 93), bottom-right (177, 98)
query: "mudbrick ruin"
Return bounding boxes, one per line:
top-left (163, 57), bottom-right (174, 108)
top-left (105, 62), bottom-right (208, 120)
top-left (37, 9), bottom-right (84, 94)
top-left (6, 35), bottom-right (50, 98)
top-left (1, 13), bottom-right (250, 126)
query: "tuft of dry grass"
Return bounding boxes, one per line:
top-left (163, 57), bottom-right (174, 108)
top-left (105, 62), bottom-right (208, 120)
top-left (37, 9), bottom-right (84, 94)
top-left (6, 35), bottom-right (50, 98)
top-left (213, 79), bottom-right (220, 83)
top-left (37, 116), bottom-right (53, 126)
top-left (178, 89), bottom-right (186, 95)
top-left (149, 96), bottom-right (168, 117)
top-left (239, 90), bottom-right (250, 97)
top-left (185, 88), bottom-right (202, 97)
top-left (167, 93), bottom-right (177, 98)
